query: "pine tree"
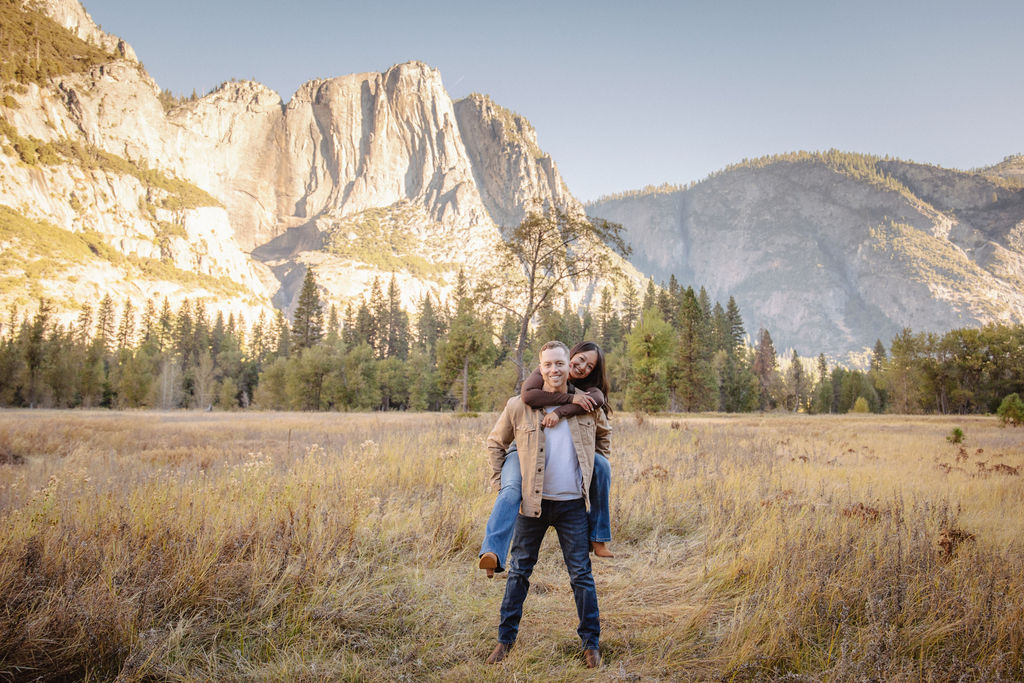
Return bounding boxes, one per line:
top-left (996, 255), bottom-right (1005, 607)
top-left (354, 299), bottom-right (376, 352)
top-left (453, 268), bottom-right (469, 304)
top-left (673, 287), bottom-right (714, 411)
top-left (438, 298), bottom-right (493, 411)
top-left (869, 338), bottom-right (889, 412)
top-left (658, 281), bottom-right (675, 327)
top-left (368, 278), bottom-right (387, 358)
top-left (210, 312), bottom-right (226, 358)
top-left (112, 300), bottom-right (132, 352)
top-left (415, 295), bottom-right (441, 359)
top-left (24, 299), bottom-right (52, 407)
top-left (811, 353), bottom-right (832, 413)
top-left (157, 298), bottom-right (173, 352)
top-left (95, 294), bottom-right (115, 353)
top-left (341, 303), bottom-right (358, 348)
top-left (273, 310), bottom-right (290, 358)
top-left (385, 275), bottom-right (408, 359)
top-left (326, 304), bottom-right (340, 347)
top-left (625, 308), bottom-right (674, 412)
top-left (642, 278), bottom-right (658, 313)
top-left (250, 311), bottom-right (268, 361)
top-left (190, 300), bottom-right (211, 366)
top-left (74, 304), bottom-right (93, 348)
top-left (725, 296), bottom-right (745, 352)
top-left (141, 299), bottom-right (156, 344)
top-left (621, 280), bottom-right (640, 332)
top-left (752, 327), bottom-right (778, 410)
top-left (292, 268), bottom-right (324, 351)
top-left (785, 349), bottom-right (807, 412)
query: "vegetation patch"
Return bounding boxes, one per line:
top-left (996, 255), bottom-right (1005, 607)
top-left (0, 204), bottom-right (243, 297)
top-left (0, 118), bottom-right (220, 209)
top-left (0, 0), bottom-right (115, 85)
top-left (324, 201), bottom-right (450, 277)
top-left (868, 219), bottom-right (993, 300)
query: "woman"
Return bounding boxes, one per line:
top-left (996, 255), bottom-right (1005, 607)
top-left (478, 341), bottom-right (613, 577)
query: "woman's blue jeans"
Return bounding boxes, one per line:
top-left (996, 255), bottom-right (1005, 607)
top-left (480, 444), bottom-right (611, 572)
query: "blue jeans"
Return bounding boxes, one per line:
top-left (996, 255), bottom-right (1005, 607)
top-left (479, 445), bottom-right (611, 571)
top-left (498, 498), bottom-right (600, 650)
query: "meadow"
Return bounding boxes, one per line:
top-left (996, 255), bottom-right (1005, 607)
top-left (0, 410), bottom-right (1021, 681)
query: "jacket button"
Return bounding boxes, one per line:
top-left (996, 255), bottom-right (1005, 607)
top-left (537, 468), bottom-right (542, 472)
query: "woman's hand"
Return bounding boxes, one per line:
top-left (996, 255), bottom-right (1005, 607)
top-left (571, 392), bottom-right (597, 411)
top-left (542, 412), bottom-right (561, 429)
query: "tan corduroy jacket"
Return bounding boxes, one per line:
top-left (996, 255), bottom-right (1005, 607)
top-left (486, 395), bottom-right (612, 518)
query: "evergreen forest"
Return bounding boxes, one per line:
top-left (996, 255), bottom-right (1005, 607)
top-left (1, 268), bottom-right (1022, 417)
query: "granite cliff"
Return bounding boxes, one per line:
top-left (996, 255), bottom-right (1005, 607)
top-left (587, 153), bottom-right (1024, 356)
top-left (1, 0), bottom-right (627, 328)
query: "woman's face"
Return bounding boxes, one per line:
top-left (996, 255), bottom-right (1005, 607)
top-left (569, 350), bottom-right (599, 380)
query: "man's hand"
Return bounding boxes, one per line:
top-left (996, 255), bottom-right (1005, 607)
top-left (542, 411), bottom-right (561, 429)
top-left (571, 391), bottom-right (597, 411)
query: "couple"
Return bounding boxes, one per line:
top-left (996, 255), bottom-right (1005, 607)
top-left (479, 340), bottom-right (614, 669)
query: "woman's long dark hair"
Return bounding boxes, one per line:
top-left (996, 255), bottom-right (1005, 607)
top-left (569, 341), bottom-right (611, 415)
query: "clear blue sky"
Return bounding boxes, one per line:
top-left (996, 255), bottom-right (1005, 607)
top-left (83, 0), bottom-right (1024, 202)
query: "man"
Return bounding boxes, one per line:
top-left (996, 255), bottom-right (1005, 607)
top-left (483, 341), bottom-right (611, 669)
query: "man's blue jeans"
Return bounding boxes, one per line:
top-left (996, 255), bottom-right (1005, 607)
top-left (480, 445), bottom-right (611, 572)
top-left (498, 498), bottom-right (600, 651)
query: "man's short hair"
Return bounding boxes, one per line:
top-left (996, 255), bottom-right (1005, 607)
top-left (539, 340), bottom-right (570, 358)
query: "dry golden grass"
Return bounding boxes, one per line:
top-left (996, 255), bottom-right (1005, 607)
top-left (0, 410), bottom-right (1021, 681)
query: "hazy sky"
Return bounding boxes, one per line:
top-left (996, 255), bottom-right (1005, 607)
top-left (82, 0), bottom-right (1023, 201)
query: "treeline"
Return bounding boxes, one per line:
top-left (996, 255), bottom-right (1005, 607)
top-left (1, 269), bottom-right (1023, 415)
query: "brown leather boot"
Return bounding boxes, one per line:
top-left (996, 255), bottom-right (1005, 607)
top-left (590, 541), bottom-right (614, 558)
top-left (486, 641), bottom-right (513, 664)
top-left (478, 552), bottom-right (498, 578)
top-left (584, 648), bottom-right (602, 668)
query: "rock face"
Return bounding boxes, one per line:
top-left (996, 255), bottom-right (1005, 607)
top-left (36, 0), bottom-right (138, 61)
top-left (587, 155), bottom-right (1024, 357)
top-left (3, 0), bottom-right (627, 325)
top-left (454, 93), bottom-right (580, 228)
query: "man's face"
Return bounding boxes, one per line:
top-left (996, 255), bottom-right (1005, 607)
top-left (539, 347), bottom-right (570, 391)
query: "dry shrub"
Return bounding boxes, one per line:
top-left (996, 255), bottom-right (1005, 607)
top-left (0, 441), bottom-right (24, 465)
top-left (937, 525), bottom-right (975, 560)
top-left (638, 464), bottom-right (669, 481)
top-left (842, 502), bottom-right (882, 522)
top-left (760, 490), bottom-right (794, 507)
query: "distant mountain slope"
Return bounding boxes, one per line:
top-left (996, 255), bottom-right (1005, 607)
top-left (587, 151), bottom-right (1024, 356)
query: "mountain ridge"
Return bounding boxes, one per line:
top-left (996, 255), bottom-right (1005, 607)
top-left (586, 151), bottom-right (1024, 356)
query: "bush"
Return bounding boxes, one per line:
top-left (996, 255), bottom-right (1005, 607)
top-left (851, 396), bottom-right (870, 413)
top-left (946, 427), bottom-right (964, 444)
top-left (997, 393), bottom-right (1024, 427)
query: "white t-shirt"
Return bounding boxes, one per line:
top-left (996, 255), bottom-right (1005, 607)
top-left (541, 407), bottom-right (583, 500)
